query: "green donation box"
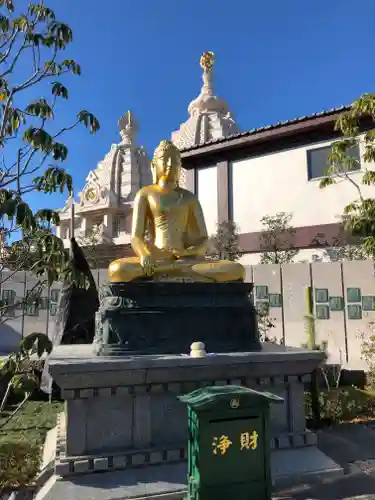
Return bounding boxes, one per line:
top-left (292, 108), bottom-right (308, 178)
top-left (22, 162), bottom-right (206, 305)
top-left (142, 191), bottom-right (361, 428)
top-left (178, 385), bottom-right (283, 500)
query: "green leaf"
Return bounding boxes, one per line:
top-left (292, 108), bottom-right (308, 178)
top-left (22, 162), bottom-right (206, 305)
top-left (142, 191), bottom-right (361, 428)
top-left (11, 374), bottom-right (38, 394)
top-left (3, 108), bottom-right (25, 136)
top-left (34, 208), bottom-right (60, 226)
top-left (0, 14), bottom-right (9, 31)
top-left (61, 59), bottom-right (81, 75)
top-left (28, 3), bottom-right (56, 21)
top-left (0, 356), bottom-right (16, 376)
top-left (23, 127), bottom-right (53, 151)
top-left (319, 177), bottom-right (335, 189)
top-left (77, 110), bottom-right (100, 134)
top-left (362, 171), bottom-right (375, 186)
top-left (335, 112), bottom-right (359, 136)
top-left (12, 14), bottom-right (29, 31)
top-left (16, 201), bottom-right (35, 229)
top-left (33, 166), bottom-right (73, 194)
top-left (51, 81), bottom-right (68, 99)
top-left (0, 197), bottom-right (17, 218)
top-left (51, 142), bottom-right (68, 161)
top-left (352, 93), bottom-right (375, 118)
top-left (0, 188), bottom-right (11, 202)
top-left (44, 60), bottom-right (58, 74)
top-left (25, 99), bottom-right (53, 119)
top-left (0, 0), bottom-right (14, 13)
top-left (22, 332), bottom-right (52, 357)
top-left (364, 237), bottom-right (375, 258)
top-left (343, 202), bottom-right (359, 213)
top-left (48, 21), bottom-right (73, 49)
top-left (46, 269), bottom-right (59, 286)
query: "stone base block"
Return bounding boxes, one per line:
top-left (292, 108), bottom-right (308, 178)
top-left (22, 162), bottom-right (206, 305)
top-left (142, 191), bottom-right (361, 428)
top-left (35, 447), bottom-right (343, 500)
top-left (52, 414), bottom-right (319, 477)
top-left (48, 344), bottom-right (324, 461)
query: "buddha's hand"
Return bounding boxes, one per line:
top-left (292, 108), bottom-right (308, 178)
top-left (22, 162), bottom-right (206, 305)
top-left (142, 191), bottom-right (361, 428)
top-left (178, 246), bottom-right (197, 257)
top-left (140, 255), bottom-right (156, 276)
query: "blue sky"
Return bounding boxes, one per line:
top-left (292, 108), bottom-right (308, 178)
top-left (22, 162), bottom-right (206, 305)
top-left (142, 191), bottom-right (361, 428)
top-left (21, 0), bottom-right (375, 212)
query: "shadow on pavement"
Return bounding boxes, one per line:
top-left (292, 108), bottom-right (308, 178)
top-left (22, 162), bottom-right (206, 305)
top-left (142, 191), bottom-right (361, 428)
top-left (276, 422), bottom-right (375, 499)
top-left (276, 472), bottom-right (375, 499)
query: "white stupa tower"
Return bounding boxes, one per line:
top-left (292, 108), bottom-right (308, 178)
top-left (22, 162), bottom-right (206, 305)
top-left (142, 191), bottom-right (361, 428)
top-left (172, 52), bottom-right (240, 185)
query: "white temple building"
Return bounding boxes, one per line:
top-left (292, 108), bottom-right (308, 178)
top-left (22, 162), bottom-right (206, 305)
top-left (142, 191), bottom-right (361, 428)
top-left (56, 111), bottom-right (152, 250)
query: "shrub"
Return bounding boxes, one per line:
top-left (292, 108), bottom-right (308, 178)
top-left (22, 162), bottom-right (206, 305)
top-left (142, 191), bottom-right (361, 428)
top-left (256, 302), bottom-right (277, 343)
top-left (0, 333), bottom-right (53, 424)
top-left (358, 320), bottom-right (375, 387)
top-left (305, 386), bottom-right (375, 424)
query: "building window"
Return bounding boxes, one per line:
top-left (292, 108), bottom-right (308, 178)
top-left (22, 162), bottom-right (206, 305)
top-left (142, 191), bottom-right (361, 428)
top-left (307, 143), bottom-right (360, 180)
top-left (50, 303), bottom-right (58, 316)
top-left (1, 289), bottom-right (16, 317)
top-left (61, 225), bottom-right (69, 239)
top-left (125, 215), bottom-right (132, 233)
top-left (26, 303), bottom-right (38, 316)
top-left (112, 217), bottom-right (121, 238)
top-left (2, 289), bottom-right (16, 306)
top-left (25, 290), bottom-right (39, 316)
top-left (38, 297), bottom-right (49, 310)
top-left (50, 289), bottom-right (59, 304)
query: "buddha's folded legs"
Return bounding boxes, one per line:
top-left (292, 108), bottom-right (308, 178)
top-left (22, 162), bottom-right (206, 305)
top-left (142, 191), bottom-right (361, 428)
top-left (191, 260), bottom-right (245, 282)
top-left (108, 257), bottom-right (144, 283)
top-left (108, 256), bottom-right (194, 283)
top-left (108, 256), bottom-right (245, 283)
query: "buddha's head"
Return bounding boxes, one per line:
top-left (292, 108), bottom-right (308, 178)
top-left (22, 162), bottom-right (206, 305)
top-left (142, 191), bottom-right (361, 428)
top-left (151, 140), bottom-right (181, 187)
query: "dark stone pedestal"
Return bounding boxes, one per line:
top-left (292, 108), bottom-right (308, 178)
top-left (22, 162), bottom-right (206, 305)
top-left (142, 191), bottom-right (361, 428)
top-left (94, 281), bottom-right (260, 355)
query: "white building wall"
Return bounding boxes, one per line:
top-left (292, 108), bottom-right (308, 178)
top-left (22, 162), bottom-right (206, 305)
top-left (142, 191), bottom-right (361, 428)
top-left (239, 248), bottom-right (329, 266)
top-left (197, 166), bottom-right (218, 236)
top-left (231, 134), bottom-right (375, 234)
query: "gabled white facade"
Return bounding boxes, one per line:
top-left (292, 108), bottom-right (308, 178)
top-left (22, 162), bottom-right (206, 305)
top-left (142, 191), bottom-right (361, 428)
top-left (56, 111), bottom-right (152, 248)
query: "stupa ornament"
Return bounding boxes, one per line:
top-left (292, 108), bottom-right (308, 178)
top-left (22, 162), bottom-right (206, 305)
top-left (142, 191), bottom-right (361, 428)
top-left (118, 110), bottom-right (138, 145)
top-left (187, 51), bottom-right (229, 117)
top-left (85, 186), bottom-right (98, 203)
top-left (200, 51), bottom-right (215, 71)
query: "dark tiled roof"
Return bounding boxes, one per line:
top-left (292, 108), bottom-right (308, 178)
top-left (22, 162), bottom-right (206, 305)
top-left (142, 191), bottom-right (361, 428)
top-left (180, 105), bottom-right (351, 153)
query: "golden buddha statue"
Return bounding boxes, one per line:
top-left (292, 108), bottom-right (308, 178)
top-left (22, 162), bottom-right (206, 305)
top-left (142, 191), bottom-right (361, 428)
top-left (108, 140), bottom-right (245, 283)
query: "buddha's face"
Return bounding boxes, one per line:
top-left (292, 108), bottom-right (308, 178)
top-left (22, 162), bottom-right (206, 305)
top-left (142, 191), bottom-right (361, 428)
top-left (153, 146), bottom-right (181, 186)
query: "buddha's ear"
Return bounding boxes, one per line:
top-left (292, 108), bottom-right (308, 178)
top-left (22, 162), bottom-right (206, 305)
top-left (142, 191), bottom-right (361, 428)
top-left (150, 160), bottom-right (157, 184)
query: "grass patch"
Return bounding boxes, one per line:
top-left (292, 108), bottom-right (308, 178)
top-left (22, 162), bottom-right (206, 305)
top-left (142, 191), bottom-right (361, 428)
top-left (0, 401), bottom-right (63, 491)
top-left (0, 401), bottom-right (63, 447)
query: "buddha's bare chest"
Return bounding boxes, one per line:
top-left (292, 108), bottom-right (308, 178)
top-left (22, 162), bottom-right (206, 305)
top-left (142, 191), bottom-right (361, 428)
top-left (149, 192), bottom-right (189, 215)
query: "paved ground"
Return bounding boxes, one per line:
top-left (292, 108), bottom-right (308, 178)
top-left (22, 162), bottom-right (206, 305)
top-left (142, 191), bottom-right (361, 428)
top-left (275, 422), bottom-right (375, 499)
top-left (8, 420), bottom-right (375, 500)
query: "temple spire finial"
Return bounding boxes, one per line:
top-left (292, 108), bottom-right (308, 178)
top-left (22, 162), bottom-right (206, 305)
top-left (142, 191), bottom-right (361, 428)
top-left (172, 51), bottom-right (240, 152)
top-left (200, 51), bottom-right (215, 71)
top-left (200, 51), bottom-right (215, 97)
top-left (118, 110), bottom-right (139, 145)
